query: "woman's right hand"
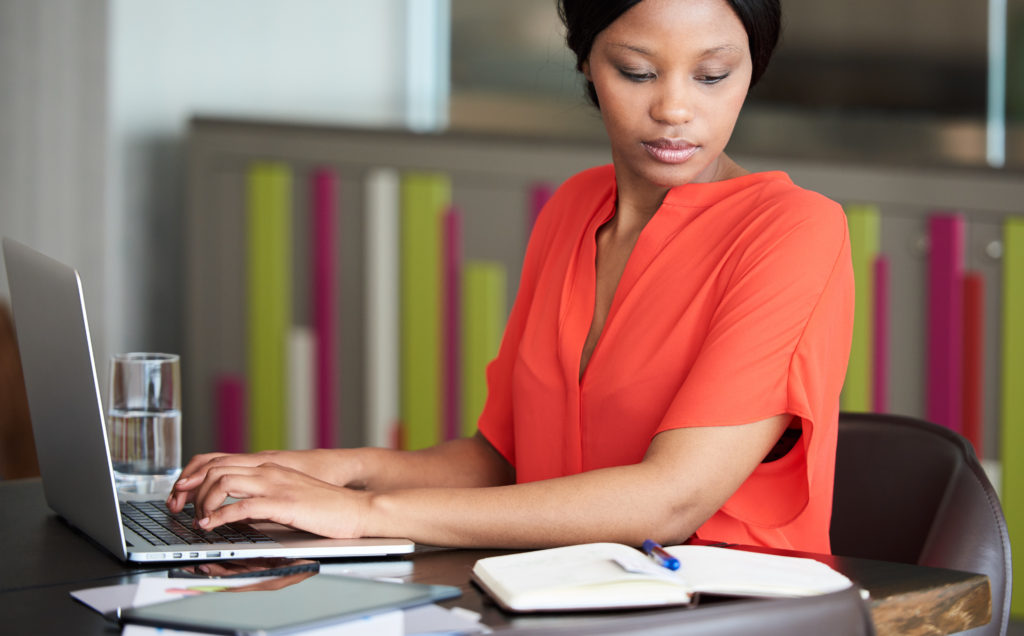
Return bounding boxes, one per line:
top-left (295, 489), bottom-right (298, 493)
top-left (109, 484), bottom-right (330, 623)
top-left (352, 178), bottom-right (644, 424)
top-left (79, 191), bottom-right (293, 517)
top-left (165, 448), bottom-right (361, 513)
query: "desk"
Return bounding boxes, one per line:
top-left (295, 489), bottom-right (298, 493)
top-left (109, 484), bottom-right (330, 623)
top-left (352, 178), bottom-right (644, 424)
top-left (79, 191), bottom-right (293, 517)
top-left (0, 478), bottom-right (990, 635)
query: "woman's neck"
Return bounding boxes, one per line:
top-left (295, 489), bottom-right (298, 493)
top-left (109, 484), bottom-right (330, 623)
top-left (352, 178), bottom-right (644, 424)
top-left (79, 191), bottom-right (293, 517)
top-left (611, 153), bottom-right (748, 233)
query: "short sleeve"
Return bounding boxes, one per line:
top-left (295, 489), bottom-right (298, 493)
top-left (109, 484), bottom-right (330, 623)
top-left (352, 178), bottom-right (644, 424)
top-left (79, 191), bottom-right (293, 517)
top-left (658, 192), bottom-right (854, 530)
top-left (658, 194), bottom-right (850, 429)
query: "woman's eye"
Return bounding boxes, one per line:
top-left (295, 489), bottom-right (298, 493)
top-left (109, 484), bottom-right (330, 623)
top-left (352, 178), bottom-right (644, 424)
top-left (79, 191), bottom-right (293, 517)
top-left (619, 68), bottom-right (655, 82)
top-left (697, 73), bottom-right (730, 85)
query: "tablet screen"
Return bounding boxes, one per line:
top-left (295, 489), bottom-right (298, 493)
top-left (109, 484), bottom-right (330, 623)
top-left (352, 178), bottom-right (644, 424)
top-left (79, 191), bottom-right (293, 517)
top-left (123, 574), bottom-right (460, 635)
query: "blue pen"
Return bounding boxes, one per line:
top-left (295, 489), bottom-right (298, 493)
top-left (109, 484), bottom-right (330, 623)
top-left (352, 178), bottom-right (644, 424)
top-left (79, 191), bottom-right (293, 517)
top-left (641, 539), bottom-right (680, 571)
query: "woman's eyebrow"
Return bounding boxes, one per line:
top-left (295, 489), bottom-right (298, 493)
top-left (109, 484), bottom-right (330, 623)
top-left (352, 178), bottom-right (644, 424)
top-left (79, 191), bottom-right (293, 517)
top-left (697, 44), bottom-right (744, 59)
top-left (607, 42), bottom-right (745, 59)
top-left (608, 41), bottom-right (653, 56)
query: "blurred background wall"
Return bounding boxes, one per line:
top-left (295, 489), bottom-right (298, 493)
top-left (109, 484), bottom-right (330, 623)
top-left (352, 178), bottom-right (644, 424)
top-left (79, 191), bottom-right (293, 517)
top-left (450, 0), bottom-right (1024, 167)
top-left (0, 0), bottom-right (1021, 385)
top-left (0, 0), bottom-right (446, 389)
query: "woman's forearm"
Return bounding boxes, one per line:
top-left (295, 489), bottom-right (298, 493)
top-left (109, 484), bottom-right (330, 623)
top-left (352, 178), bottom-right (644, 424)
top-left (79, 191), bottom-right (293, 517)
top-left (346, 433), bottom-right (515, 491)
top-left (359, 418), bottom-right (790, 548)
top-left (362, 461), bottom-right (706, 549)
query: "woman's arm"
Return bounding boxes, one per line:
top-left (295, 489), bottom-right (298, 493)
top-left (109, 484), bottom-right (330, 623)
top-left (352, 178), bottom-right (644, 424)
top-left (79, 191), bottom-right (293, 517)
top-left (187, 415), bottom-right (788, 548)
top-left (349, 433), bottom-right (516, 490)
top-left (167, 433), bottom-right (514, 512)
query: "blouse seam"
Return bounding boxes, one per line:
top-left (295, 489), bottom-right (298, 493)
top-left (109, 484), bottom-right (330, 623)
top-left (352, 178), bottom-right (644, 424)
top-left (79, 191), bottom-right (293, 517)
top-left (783, 218), bottom-right (850, 416)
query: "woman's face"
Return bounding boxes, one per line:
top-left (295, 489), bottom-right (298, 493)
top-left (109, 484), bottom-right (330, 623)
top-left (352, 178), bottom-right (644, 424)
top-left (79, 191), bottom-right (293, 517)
top-left (583, 0), bottom-right (752, 195)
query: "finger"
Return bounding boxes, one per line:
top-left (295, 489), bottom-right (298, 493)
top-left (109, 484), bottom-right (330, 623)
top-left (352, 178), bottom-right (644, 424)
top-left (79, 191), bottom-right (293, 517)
top-left (197, 493), bottom-right (279, 531)
top-left (190, 466), bottom-right (253, 518)
top-left (168, 454), bottom-right (227, 509)
top-left (192, 466), bottom-right (278, 522)
top-left (178, 452), bottom-right (230, 484)
top-left (170, 453), bottom-right (265, 510)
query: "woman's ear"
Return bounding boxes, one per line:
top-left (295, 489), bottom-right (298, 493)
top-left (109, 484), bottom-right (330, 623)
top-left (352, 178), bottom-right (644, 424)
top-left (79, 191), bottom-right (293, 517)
top-left (581, 59), bottom-right (592, 82)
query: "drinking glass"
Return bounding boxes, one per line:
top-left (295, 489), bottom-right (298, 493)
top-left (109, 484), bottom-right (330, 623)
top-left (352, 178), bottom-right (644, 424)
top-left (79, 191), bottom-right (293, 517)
top-left (107, 352), bottom-right (182, 497)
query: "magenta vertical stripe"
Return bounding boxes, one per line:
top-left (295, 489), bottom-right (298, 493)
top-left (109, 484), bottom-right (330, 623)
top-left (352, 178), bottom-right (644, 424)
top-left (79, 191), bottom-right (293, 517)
top-left (215, 376), bottom-right (246, 453)
top-left (529, 183), bottom-right (554, 232)
top-left (443, 208), bottom-right (463, 441)
top-left (872, 256), bottom-right (889, 413)
top-left (313, 169), bottom-right (338, 448)
top-left (926, 214), bottom-right (965, 432)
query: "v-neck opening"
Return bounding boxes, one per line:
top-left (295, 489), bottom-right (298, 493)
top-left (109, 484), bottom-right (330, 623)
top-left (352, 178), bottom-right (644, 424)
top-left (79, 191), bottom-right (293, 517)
top-left (568, 170), bottom-right (790, 386)
top-left (576, 197), bottom-right (685, 385)
top-left (575, 201), bottom-right (616, 384)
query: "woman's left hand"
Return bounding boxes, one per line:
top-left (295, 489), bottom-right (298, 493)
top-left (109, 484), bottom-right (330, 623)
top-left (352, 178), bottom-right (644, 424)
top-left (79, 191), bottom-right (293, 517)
top-left (189, 461), bottom-right (371, 539)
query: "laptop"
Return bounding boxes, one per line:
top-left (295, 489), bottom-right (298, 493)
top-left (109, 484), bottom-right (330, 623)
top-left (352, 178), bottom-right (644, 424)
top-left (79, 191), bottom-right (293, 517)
top-left (2, 237), bottom-right (414, 562)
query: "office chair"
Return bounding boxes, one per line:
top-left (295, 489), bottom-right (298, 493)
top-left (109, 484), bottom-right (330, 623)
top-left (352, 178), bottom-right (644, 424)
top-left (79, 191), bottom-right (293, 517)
top-left (831, 412), bottom-right (1012, 636)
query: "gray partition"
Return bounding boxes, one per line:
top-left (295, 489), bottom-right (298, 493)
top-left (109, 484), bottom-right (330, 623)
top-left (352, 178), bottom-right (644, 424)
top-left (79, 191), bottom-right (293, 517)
top-left (184, 117), bottom-right (1023, 462)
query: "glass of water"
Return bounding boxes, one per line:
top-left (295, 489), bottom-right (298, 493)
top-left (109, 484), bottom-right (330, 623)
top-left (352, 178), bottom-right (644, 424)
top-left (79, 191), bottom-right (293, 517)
top-left (108, 352), bottom-right (182, 498)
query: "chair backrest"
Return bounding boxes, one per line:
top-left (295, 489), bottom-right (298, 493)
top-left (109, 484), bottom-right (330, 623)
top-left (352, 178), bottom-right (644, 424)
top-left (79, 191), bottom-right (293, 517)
top-left (831, 412), bottom-right (1012, 636)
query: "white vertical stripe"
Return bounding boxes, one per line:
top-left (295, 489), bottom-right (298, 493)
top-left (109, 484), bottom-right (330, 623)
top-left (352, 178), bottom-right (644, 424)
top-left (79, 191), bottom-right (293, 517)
top-left (287, 326), bottom-right (316, 451)
top-left (365, 168), bottom-right (401, 449)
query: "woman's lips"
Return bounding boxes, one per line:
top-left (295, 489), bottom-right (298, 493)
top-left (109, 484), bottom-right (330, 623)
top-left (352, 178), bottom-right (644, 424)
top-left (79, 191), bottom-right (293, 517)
top-left (642, 139), bottom-right (698, 164)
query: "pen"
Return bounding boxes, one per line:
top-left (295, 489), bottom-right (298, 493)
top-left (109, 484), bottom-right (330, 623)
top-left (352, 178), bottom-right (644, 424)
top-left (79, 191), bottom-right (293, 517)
top-left (641, 539), bottom-right (680, 571)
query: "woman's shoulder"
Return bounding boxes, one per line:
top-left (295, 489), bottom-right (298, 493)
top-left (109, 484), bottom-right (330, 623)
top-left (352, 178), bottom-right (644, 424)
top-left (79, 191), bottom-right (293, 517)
top-left (745, 172), bottom-right (848, 241)
top-left (750, 172), bottom-right (843, 216)
top-left (533, 164), bottom-right (616, 231)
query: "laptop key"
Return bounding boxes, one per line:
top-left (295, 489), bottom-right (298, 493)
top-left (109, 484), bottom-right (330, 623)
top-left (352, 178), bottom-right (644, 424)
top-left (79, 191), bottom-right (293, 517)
top-left (121, 500), bottom-right (275, 546)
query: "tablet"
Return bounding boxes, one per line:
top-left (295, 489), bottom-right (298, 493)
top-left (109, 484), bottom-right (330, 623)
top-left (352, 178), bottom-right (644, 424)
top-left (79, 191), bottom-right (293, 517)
top-left (121, 574), bottom-right (460, 635)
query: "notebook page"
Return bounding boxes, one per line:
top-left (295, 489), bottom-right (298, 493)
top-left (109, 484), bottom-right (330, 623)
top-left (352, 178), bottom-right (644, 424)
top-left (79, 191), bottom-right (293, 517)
top-left (666, 545), bottom-right (854, 597)
top-left (474, 543), bottom-right (689, 609)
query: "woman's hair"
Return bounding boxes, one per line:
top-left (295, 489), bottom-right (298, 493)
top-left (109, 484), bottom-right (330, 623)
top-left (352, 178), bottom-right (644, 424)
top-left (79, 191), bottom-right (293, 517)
top-left (557, 0), bottom-right (782, 107)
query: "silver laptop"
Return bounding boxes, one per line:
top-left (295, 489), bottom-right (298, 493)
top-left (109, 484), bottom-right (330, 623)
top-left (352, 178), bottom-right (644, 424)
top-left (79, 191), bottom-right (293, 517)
top-left (2, 237), bottom-right (414, 562)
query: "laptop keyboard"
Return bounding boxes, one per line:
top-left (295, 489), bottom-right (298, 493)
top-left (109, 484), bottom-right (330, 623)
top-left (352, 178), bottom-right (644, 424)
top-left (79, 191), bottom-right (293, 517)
top-left (122, 501), bottom-right (276, 546)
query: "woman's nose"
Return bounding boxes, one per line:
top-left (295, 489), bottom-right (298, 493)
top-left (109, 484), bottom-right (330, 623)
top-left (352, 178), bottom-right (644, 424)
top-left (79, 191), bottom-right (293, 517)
top-left (650, 78), bottom-right (695, 125)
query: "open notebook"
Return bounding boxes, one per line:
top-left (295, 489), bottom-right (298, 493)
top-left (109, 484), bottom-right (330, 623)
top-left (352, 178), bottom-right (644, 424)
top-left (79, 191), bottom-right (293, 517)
top-left (471, 542), bottom-right (855, 612)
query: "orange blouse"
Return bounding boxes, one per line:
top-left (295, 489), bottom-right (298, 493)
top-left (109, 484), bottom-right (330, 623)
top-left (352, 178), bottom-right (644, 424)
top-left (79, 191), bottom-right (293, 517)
top-left (477, 165), bottom-right (854, 553)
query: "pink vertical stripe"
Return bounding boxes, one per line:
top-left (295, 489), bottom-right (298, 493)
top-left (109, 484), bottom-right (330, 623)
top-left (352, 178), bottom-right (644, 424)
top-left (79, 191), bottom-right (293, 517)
top-left (529, 183), bottom-right (554, 233)
top-left (962, 272), bottom-right (985, 458)
top-left (926, 214), bottom-right (965, 432)
top-left (215, 375), bottom-right (246, 453)
top-left (313, 169), bottom-right (338, 448)
top-left (443, 208), bottom-right (463, 441)
top-left (872, 256), bottom-right (889, 413)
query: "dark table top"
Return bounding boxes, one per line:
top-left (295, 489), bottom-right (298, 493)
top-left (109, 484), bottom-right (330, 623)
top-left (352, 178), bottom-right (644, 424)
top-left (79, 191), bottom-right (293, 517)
top-left (0, 478), bottom-right (990, 635)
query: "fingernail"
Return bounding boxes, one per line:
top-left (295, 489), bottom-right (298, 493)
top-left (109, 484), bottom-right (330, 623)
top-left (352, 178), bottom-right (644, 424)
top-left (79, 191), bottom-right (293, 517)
top-left (198, 517), bottom-right (210, 528)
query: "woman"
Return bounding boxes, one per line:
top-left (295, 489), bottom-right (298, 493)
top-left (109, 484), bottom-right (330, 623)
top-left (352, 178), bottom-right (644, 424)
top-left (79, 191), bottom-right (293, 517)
top-left (169, 0), bottom-right (853, 554)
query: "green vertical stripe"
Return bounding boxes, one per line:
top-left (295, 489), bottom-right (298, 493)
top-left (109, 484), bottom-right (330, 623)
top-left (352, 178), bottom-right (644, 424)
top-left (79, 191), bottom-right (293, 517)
top-left (842, 204), bottom-right (879, 412)
top-left (247, 163), bottom-right (292, 452)
top-left (462, 262), bottom-right (507, 437)
top-left (1002, 217), bottom-right (1024, 617)
top-left (400, 173), bottom-right (450, 450)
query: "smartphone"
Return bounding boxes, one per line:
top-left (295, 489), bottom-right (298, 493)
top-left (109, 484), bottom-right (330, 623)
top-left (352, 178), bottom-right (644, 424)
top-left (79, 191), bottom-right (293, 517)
top-left (121, 574), bottom-right (461, 635)
top-left (170, 557), bottom-right (320, 579)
